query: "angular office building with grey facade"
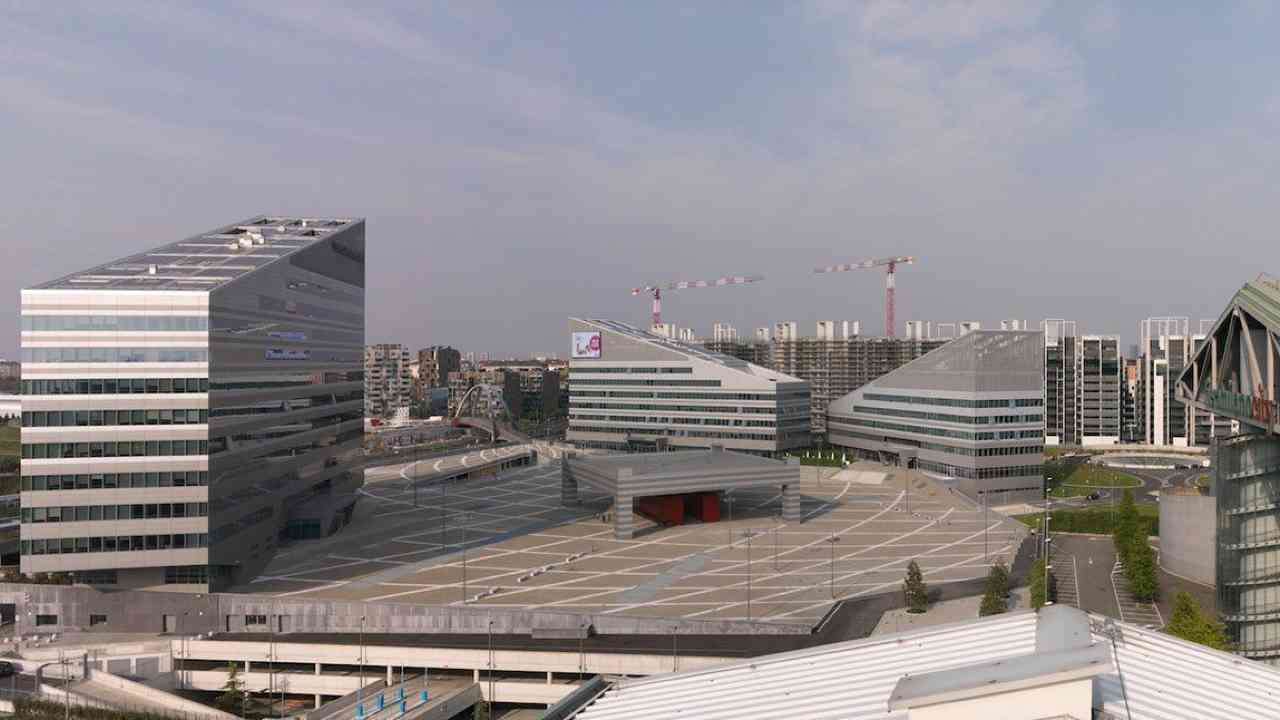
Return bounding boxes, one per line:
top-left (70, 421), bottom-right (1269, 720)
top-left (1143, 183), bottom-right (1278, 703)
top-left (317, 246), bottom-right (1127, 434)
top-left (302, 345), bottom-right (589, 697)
top-left (827, 330), bottom-right (1045, 503)
top-left (567, 318), bottom-right (811, 455)
top-left (19, 217), bottom-right (365, 591)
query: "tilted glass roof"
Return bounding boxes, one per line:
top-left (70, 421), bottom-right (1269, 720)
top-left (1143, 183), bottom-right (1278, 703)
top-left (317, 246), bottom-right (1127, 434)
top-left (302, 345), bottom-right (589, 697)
top-left (33, 216), bottom-right (360, 292)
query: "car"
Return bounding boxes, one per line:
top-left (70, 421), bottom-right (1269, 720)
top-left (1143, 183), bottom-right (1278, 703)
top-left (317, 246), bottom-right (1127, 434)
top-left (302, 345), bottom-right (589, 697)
top-left (0, 661), bottom-right (16, 677)
top-left (1087, 492), bottom-right (1101, 501)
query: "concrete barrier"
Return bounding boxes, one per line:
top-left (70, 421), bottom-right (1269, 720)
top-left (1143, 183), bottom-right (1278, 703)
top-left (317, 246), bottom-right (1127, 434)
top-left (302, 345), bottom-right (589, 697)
top-left (86, 669), bottom-right (237, 719)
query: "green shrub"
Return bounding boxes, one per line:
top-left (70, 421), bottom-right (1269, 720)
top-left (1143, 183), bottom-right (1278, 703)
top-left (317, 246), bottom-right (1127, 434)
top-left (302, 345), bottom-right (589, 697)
top-left (1166, 592), bottom-right (1228, 650)
top-left (978, 561), bottom-right (1010, 616)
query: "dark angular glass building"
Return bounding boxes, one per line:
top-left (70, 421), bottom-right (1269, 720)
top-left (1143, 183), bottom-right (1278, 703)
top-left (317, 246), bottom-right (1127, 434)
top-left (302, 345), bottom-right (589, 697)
top-left (20, 216), bottom-right (365, 591)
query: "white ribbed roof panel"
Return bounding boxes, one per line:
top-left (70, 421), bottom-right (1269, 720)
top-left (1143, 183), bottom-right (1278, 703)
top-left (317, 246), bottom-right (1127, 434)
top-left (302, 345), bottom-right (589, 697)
top-left (574, 610), bottom-right (1280, 720)
top-left (576, 612), bottom-right (1038, 720)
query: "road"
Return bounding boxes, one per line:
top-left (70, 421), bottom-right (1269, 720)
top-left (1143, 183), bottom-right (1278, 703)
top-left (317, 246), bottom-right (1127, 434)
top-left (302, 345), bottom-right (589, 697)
top-left (1122, 466), bottom-right (1204, 503)
top-left (364, 444), bottom-right (535, 485)
top-left (1050, 535), bottom-right (1119, 618)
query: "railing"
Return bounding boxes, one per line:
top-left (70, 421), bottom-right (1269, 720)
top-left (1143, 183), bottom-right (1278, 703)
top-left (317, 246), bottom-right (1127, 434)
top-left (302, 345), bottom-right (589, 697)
top-left (0, 684), bottom-right (221, 720)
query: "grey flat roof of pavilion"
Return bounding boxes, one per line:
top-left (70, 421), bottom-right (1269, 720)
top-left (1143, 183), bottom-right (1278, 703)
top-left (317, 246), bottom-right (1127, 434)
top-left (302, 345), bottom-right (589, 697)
top-left (566, 447), bottom-right (801, 500)
top-left (571, 447), bottom-right (790, 478)
top-left (33, 216), bottom-right (363, 292)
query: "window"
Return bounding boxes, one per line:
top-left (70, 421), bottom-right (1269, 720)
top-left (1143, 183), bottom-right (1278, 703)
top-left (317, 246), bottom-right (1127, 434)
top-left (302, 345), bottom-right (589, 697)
top-left (35, 615), bottom-right (58, 626)
top-left (245, 614), bottom-right (268, 626)
top-left (165, 566), bottom-right (209, 584)
top-left (90, 615), bottom-right (108, 626)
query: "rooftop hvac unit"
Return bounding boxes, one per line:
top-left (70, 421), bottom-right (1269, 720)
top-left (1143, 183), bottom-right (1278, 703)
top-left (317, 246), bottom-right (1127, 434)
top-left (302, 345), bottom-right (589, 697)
top-left (147, 264), bottom-right (157, 275)
top-left (238, 237), bottom-right (255, 249)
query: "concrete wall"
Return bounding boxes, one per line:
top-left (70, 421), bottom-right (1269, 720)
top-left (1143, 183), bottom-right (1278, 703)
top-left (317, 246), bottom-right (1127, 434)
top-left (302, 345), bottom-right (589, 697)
top-left (182, 638), bottom-right (731, 679)
top-left (0, 583), bottom-right (809, 636)
top-left (86, 668), bottom-right (237, 720)
top-left (1159, 493), bottom-right (1216, 586)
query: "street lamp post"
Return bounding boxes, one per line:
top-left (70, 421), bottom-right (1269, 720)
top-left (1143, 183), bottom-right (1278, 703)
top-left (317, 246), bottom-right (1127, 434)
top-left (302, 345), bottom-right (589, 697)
top-left (462, 510), bottom-right (471, 602)
top-left (983, 492), bottom-right (989, 562)
top-left (671, 625), bottom-right (678, 672)
top-left (825, 535), bottom-right (841, 599)
top-left (357, 616), bottom-right (366, 714)
top-left (487, 619), bottom-right (495, 712)
top-left (742, 530), bottom-right (758, 622)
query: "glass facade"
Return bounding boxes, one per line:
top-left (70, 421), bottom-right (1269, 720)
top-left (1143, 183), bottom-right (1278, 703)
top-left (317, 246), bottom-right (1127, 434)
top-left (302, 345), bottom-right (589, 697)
top-left (1216, 433), bottom-right (1280, 666)
top-left (205, 220), bottom-right (365, 588)
top-left (20, 216), bottom-right (365, 591)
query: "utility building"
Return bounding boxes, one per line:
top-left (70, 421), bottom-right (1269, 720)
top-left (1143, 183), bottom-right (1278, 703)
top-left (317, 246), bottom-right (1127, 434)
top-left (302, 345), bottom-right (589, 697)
top-left (827, 330), bottom-right (1045, 503)
top-left (19, 216), bottom-right (365, 591)
top-left (566, 318), bottom-right (810, 455)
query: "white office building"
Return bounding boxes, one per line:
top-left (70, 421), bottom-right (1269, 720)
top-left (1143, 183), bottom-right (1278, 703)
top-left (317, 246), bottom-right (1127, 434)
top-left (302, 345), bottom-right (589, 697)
top-left (566, 318), bottom-right (811, 455)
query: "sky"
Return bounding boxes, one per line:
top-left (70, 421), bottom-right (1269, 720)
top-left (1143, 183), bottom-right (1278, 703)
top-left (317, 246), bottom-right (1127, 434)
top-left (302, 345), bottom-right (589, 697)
top-left (2, 1), bottom-right (1278, 359)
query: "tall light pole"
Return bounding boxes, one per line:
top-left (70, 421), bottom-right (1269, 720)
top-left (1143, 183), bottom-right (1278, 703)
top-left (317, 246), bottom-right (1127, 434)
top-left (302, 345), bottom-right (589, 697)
top-left (742, 530), bottom-right (758, 622)
top-left (462, 510), bottom-right (471, 602)
top-left (983, 492), bottom-right (989, 562)
top-left (357, 615), bottom-right (366, 713)
top-left (671, 625), bottom-right (678, 672)
top-left (824, 534), bottom-right (841, 599)
top-left (487, 619), bottom-right (495, 712)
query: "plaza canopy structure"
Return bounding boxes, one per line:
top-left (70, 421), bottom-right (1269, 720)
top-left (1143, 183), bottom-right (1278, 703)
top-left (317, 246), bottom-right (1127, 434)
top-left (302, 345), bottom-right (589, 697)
top-left (561, 446), bottom-right (802, 539)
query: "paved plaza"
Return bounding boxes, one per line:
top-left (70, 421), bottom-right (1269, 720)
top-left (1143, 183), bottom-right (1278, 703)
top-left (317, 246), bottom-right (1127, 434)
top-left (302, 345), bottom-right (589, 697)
top-left (240, 459), bottom-right (1028, 626)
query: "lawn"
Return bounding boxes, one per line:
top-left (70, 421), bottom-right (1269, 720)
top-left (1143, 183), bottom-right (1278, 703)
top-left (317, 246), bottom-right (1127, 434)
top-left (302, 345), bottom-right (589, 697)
top-left (1046, 462), bottom-right (1141, 498)
top-left (1015, 502), bottom-right (1159, 536)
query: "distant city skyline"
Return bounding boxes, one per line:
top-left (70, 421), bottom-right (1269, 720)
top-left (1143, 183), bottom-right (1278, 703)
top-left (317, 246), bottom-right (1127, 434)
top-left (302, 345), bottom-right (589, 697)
top-left (4, 3), bottom-right (1276, 358)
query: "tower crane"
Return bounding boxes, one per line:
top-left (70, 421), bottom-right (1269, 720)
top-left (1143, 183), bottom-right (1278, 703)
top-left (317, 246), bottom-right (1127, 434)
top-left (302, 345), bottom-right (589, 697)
top-left (814, 256), bottom-right (915, 338)
top-left (631, 275), bottom-right (764, 329)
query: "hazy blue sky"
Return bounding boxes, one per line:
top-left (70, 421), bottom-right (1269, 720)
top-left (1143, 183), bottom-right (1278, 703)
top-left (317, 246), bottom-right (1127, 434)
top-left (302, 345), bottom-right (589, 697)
top-left (3, 2), bottom-right (1278, 358)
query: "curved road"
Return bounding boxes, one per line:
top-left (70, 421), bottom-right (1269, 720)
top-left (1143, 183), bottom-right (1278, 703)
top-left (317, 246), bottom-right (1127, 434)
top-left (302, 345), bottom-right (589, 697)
top-left (364, 444), bottom-right (536, 485)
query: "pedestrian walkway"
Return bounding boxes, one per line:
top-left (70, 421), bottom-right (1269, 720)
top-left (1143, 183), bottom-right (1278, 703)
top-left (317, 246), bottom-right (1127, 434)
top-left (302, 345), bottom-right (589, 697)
top-left (1111, 560), bottom-right (1164, 628)
top-left (1050, 546), bottom-right (1079, 609)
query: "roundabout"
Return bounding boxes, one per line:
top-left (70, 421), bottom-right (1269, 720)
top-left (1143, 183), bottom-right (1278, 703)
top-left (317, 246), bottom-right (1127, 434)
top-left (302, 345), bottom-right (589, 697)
top-left (1095, 454), bottom-right (1208, 470)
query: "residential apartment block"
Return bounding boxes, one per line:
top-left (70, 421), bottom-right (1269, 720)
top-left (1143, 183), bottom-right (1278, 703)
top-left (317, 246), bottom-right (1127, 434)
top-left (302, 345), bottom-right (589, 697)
top-left (364, 343), bottom-right (412, 418)
top-left (1042, 320), bottom-right (1121, 446)
top-left (1139, 317), bottom-right (1235, 446)
top-left (19, 216), bottom-right (365, 591)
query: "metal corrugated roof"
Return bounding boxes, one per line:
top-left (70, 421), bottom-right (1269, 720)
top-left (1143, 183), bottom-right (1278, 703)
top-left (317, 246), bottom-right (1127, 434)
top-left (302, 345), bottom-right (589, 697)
top-left (575, 612), bottom-right (1039, 720)
top-left (573, 609), bottom-right (1280, 720)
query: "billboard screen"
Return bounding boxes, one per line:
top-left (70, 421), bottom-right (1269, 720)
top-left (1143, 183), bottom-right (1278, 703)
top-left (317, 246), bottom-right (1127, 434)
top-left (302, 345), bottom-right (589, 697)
top-left (572, 331), bottom-right (603, 359)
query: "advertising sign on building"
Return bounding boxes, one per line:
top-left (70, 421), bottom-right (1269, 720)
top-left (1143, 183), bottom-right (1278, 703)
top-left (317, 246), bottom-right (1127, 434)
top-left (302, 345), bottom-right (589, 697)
top-left (266, 348), bottom-right (311, 360)
top-left (572, 332), bottom-right (603, 359)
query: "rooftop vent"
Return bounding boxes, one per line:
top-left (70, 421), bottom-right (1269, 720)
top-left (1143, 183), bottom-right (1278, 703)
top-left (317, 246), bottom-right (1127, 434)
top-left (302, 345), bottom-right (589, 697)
top-left (147, 264), bottom-right (158, 275)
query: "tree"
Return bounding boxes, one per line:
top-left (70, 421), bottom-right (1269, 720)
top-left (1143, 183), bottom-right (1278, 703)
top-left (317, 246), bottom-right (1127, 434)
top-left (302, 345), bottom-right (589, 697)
top-left (1126, 541), bottom-right (1160, 603)
top-left (1029, 558), bottom-right (1057, 610)
top-left (1113, 488), bottom-right (1139, 564)
top-left (903, 560), bottom-right (928, 613)
top-left (1166, 592), bottom-right (1228, 650)
top-left (217, 661), bottom-right (247, 715)
top-left (979, 562), bottom-right (1009, 616)
top-left (473, 700), bottom-right (492, 720)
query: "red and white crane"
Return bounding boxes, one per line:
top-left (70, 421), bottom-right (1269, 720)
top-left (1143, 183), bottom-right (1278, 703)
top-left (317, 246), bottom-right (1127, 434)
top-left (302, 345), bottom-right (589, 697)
top-left (814, 256), bottom-right (916, 338)
top-left (631, 275), bottom-right (764, 328)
